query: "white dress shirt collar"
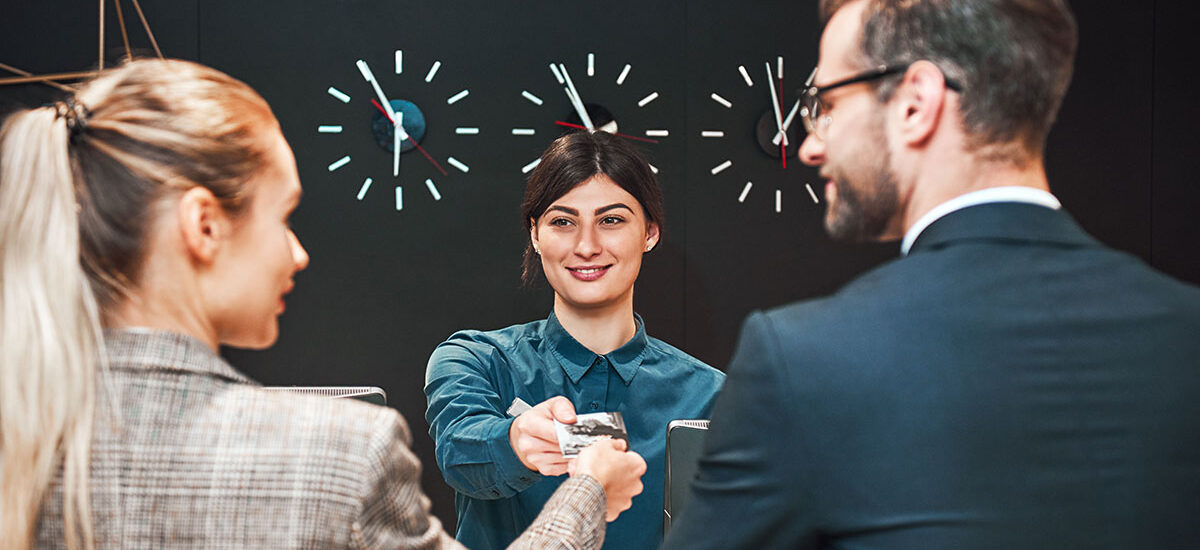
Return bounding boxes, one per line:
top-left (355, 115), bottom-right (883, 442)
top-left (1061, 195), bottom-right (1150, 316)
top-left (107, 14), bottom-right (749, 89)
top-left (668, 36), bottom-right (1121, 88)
top-left (900, 186), bottom-right (1061, 255)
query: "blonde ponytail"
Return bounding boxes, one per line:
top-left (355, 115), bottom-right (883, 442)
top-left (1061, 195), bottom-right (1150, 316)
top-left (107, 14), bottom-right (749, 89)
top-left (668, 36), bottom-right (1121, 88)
top-left (0, 108), bottom-right (100, 550)
top-left (1, 57), bottom-right (276, 549)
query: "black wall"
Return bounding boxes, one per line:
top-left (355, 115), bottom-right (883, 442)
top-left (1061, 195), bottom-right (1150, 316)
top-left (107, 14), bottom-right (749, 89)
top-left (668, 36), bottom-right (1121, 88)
top-left (3, 0), bottom-right (1197, 531)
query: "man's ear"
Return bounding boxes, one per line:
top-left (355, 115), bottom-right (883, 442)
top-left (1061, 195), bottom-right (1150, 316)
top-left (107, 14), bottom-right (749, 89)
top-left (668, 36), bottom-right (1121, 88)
top-left (177, 186), bottom-right (229, 264)
top-left (893, 60), bottom-right (950, 147)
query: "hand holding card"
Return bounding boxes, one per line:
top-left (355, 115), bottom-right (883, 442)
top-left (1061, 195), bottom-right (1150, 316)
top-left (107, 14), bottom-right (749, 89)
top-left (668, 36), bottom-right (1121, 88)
top-left (554, 412), bottom-right (629, 457)
top-left (509, 396), bottom-right (577, 476)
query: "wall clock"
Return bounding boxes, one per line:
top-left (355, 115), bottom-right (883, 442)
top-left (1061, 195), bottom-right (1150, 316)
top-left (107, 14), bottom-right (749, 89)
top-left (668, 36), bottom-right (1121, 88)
top-left (695, 56), bottom-right (821, 213)
top-left (508, 52), bottom-right (670, 175)
top-left (318, 49), bottom-right (476, 212)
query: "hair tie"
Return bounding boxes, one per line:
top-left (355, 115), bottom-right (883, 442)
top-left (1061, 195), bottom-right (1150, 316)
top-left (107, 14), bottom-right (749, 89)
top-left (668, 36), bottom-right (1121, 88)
top-left (54, 98), bottom-right (91, 137)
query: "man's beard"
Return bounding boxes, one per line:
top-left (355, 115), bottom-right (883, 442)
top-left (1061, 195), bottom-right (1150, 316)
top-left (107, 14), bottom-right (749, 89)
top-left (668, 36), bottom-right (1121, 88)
top-left (824, 118), bottom-right (900, 243)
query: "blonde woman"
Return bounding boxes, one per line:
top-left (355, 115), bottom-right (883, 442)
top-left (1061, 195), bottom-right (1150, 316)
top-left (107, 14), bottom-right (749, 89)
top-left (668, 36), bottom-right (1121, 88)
top-left (0, 58), bottom-right (644, 550)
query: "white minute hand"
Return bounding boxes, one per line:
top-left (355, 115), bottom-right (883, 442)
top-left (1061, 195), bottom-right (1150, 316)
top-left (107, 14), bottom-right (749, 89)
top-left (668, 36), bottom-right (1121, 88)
top-left (558, 64), bottom-right (595, 132)
top-left (357, 59), bottom-right (400, 127)
top-left (765, 62), bottom-right (788, 147)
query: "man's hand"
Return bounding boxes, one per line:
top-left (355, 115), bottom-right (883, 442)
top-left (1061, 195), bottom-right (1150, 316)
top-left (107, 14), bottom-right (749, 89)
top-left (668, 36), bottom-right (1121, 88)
top-left (571, 438), bottom-right (647, 522)
top-left (509, 396), bottom-right (576, 476)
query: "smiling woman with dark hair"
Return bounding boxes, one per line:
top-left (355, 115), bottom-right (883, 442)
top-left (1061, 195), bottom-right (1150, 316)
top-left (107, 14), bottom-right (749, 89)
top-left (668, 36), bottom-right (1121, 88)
top-left (425, 130), bottom-right (725, 550)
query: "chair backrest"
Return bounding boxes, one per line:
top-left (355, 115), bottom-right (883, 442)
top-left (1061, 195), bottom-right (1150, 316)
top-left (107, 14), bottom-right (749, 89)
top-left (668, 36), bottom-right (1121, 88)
top-left (261, 386), bottom-right (387, 406)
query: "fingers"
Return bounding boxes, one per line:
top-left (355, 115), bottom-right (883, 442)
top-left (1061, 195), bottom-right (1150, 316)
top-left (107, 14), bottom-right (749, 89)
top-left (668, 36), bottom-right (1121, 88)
top-left (570, 439), bottom-right (646, 523)
top-left (545, 395), bottom-right (577, 424)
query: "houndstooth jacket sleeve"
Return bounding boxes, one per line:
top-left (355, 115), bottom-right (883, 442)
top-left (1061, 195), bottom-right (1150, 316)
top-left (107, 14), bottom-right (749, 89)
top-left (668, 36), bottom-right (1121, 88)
top-left (33, 329), bottom-right (606, 549)
top-left (351, 405), bottom-right (607, 550)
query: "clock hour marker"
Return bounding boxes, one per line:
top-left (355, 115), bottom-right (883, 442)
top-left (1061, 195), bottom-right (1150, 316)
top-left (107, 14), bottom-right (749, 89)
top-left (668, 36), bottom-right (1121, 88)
top-left (806, 183), bottom-right (820, 204)
top-left (522, 158), bottom-right (541, 174)
top-left (425, 61), bottom-right (442, 83)
top-left (447, 89), bottom-right (469, 104)
top-left (711, 93), bottom-right (732, 108)
top-left (739, 182), bottom-right (753, 203)
top-left (327, 155), bottom-right (351, 172)
top-left (455, 127), bottom-right (480, 135)
top-left (711, 160), bottom-right (732, 175)
top-left (357, 178), bottom-right (372, 200)
top-left (396, 186), bottom-right (403, 211)
top-left (648, 163), bottom-right (659, 174)
top-left (426, 178), bottom-right (442, 201)
top-left (588, 53), bottom-right (595, 76)
top-left (327, 87), bottom-right (351, 103)
top-left (395, 50), bottom-right (403, 74)
top-left (637, 92), bottom-right (659, 107)
top-left (447, 157), bottom-right (470, 173)
top-left (549, 63), bottom-right (564, 84)
top-left (513, 129), bottom-right (536, 136)
top-left (738, 65), bottom-right (754, 87)
top-left (776, 190), bottom-right (783, 213)
top-left (646, 129), bottom-right (669, 137)
top-left (318, 125), bottom-right (343, 133)
top-left (777, 56), bottom-right (784, 80)
top-left (522, 90), bottom-right (544, 105)
top-left (701, 130), bottom-right (724, 138)
top-left (616, 64), bottom-right (631, 85)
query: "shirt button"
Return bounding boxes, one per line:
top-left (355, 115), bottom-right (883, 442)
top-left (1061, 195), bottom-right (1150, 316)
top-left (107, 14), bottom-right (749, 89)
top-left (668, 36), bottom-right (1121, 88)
top-left (589, 402), bottom-right (599, 410)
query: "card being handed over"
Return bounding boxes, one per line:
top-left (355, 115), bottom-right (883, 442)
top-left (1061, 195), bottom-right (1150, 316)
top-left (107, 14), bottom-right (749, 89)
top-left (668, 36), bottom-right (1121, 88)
top-left (554, 411), bottom-right (629, 457)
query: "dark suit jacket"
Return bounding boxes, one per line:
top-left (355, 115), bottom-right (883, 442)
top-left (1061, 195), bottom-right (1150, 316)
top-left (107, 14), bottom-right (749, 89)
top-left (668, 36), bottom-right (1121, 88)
top-left (663, 203), bottom-right (1200, 549)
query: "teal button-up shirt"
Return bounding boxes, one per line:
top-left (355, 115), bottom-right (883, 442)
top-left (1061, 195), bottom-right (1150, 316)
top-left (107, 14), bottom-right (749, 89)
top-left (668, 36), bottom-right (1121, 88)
top-left (425, 312), bottom-right (724, 550)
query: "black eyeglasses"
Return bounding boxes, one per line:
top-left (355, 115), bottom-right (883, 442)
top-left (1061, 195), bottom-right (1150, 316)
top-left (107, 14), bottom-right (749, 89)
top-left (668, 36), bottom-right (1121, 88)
top-left (799, 64), bottom-right (963, 140)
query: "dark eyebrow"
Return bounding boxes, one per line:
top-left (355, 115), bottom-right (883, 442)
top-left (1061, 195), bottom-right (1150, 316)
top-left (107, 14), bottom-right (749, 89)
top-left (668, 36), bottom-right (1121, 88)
top-left (595, 203), bottom-right (634, 215)
top-left (546, 205), bottom-right (579, 216)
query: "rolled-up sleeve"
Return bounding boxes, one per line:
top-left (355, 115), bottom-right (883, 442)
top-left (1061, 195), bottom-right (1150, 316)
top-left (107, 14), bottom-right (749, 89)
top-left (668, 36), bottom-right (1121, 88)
top-left (425, 334), bottom-right (542, 499)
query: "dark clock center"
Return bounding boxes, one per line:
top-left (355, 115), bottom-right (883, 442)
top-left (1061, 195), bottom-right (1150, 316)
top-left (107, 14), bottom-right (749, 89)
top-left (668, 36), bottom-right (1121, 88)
top-left (371, 99), bottom-right (427, 153)
top-left (756, 110), bottom-right (800, 160)
top-left (564, 103), bottom-right (618, 134)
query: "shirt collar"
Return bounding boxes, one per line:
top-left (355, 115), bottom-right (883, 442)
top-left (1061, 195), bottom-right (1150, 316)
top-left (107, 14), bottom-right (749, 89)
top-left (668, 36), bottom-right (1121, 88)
top-left (901, 187), bottom-right (1061, 255)
top-left (543, 311), bottom-right (648, 385)
top-left (103, 327), bottom-right (256, 385)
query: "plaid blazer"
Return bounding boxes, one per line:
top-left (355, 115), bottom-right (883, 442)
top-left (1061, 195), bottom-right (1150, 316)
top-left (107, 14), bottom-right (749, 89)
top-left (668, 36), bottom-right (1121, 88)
top-left (35, 329), bottom-right (606, 549)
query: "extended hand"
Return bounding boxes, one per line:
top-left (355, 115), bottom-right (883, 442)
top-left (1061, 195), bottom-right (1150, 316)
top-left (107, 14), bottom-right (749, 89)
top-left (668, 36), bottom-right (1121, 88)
top-left (509, 396), bottom-right (576, 476)
top-left (571, 438), bottom-right (647, 522)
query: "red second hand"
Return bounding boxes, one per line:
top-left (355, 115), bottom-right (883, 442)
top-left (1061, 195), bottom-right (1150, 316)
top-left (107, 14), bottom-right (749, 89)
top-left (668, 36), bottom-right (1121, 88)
top-left (553, 121), bottom-right (660, 144)
top-left (371, 98), bottom-right (448, 176)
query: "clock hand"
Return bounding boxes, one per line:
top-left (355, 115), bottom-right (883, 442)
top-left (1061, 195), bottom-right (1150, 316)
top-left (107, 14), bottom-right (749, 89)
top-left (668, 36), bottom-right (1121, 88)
top-left (554, 120), bottom-right (659, 144)
top-left (371, 98), bottom-right (448, 176)
top-left (557, 64), bottom-right (595, 132)
top-left (765, 62), bottom-right (789, 169)
top-left (359, 59), bottom-right (447, 176)
top-left (765, 63), bottom-right (788, 146)
top-left (400, 112), bottom-right (410, 177)
top-left (357, 59), bottom-right (398, 123)
top-left (772, 98), bottom-right (802, 146)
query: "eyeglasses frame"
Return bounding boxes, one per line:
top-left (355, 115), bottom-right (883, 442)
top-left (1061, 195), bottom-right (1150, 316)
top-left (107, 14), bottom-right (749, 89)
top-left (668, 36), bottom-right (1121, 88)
top-left (798, 64), bottom-right (963, 139)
